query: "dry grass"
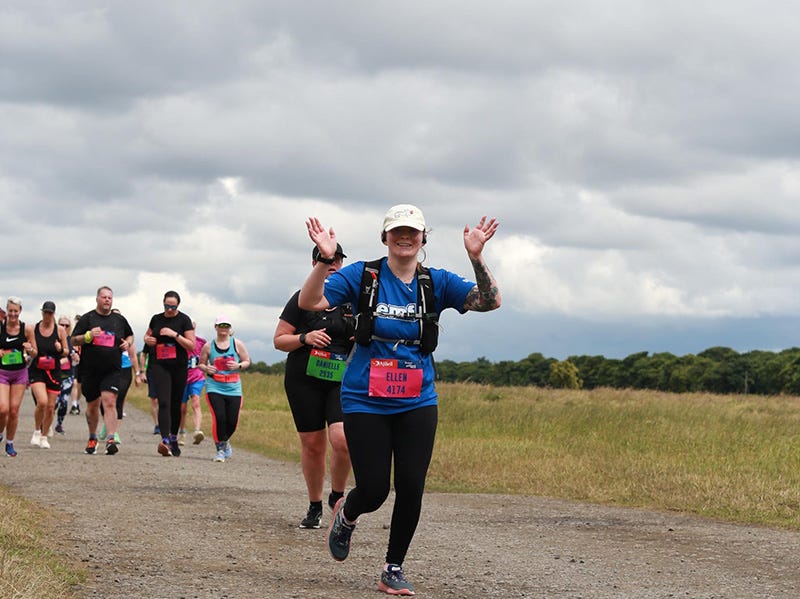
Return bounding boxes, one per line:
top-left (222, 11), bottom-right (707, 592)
top-left (126, 376), bottom-right (800, 530)
top-left (0, 490), bottom-right (86, 598)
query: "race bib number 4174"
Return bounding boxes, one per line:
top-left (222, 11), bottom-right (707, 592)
top-left (368, 359), bottom-right (423, 398)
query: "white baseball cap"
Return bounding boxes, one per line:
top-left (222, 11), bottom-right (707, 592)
top-left (382, 204), bottom-right (426, 232)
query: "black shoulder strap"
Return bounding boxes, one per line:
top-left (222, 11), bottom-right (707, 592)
top-left (416, 266), bottom-right (439, 354)
top-left (354, 259), bottom-right (382, 346)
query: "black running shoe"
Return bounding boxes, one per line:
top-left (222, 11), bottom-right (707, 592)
top-left (327, 497), bottom-right (356, 561)
top-left (378, 564), bottom-right (415, 596)
top-left (85, 438), bottom-right (98, 455)
top-left (170, 440), bottom-right (181, 457)
top-left (299, 504), bottom-right (323, 529)
top-left (105, 440), bottom-right (119, 455)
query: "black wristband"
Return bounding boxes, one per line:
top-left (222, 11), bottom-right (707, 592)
top-left (316, 255), bottom-right (335, 264)
top-left (299, 333), bottom-right (307, 345)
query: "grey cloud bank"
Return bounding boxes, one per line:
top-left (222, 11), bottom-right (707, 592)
top-left (2, 1), bottom-right (799, 366)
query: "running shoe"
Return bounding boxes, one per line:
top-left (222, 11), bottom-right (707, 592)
top-left (223, 440), bottom-right (232, 460)
top-left (193, 429), bottom-right (205, 445)
top-left (157, 441), bottom-right (172, 456)
top-left (99, 424), bottom-right (107, 441)
top-left (39, 436), bottom-right (51, 449)
top-left (30, 430), bottom-right (41, 446)
top-left (299, 504), bottom-right (323, 529)
top-left (170, 440), bottom-right (181, 457)
top-left (378, 564), bottom-right (416, 596)
top-left (178, 430), bottom-right (187, 446)
top-left (153, 425), bottom-right (160, 435)
top-left (55, 424), bottom-right (64, 434)
top-left (114, 432), bottom-right (121, 444)
top-left (85, 438), bottom-right (98, 455)
top-left (327, 497), bottom-right (356, 561)
top-left (213, 447), bottom-right (225, 462)
top-left (5, 442), bottom-right (17, 457)
top-left (105, 439), bottom-right (119, 455)
top-left (70, 404), bottom-right (80, 415)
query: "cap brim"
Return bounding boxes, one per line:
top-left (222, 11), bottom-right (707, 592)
top-left (385, 220), bottom-right (425, 232)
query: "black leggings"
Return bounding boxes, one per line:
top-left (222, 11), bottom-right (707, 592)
top-left (148, 362), bottom-right (187, 437)
top-left (342, 405), bottom-right (438, 566)
top-left (206, 392), bottom-right (242, 444)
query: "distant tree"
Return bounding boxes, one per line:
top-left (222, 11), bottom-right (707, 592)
top-left (548, 360), bottom-right (583, 389)
top-left (697, 347), bottom-right (746, 393)
top-left (249, 360), bottom-right (285, 375)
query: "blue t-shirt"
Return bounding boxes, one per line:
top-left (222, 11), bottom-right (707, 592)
top-left (323, 258), bottom-right (475, 415)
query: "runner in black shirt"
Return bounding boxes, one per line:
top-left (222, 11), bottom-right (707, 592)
top-left (72, 286), bottom-right (134, 456)
top-left (143, 290), bottom-right (195, 457)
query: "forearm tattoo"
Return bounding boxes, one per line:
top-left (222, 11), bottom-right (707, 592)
top-left (464, 257), bottom-right (500, 312)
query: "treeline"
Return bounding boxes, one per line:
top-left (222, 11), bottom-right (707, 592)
top-left (251, 346), bottom-right (800, 395)
top-left (435, 347), bottom-right (800, 395)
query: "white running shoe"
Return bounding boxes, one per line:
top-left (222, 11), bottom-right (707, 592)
top-left (30, 430), bottom-right (41, 446)
top-left (213, 448), bottom-right (225, 462)
top-left (39, 436), bottom-right (51, 449)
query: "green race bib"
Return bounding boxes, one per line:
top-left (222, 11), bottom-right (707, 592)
top-left (305, 349), bottom-right (347, 382)
top-left (1, 350), bottom-right (23, 366)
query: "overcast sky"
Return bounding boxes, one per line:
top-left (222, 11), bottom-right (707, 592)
top-left (2, 1), bottom-right (799, 365)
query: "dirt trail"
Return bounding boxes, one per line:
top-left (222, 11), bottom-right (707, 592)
top-left (2, 396), bottom-right (800, 598)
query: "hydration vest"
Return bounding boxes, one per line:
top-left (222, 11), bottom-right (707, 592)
top-left (354, 259), bottom-right (439, 354)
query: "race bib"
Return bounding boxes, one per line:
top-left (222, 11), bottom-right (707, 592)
top-left (37, 356), bottom-right (56, 370)
top-left (1, 350), bottom-right (23, 366)
top-left (156, 343), bottom-right (177, 360)
top-left (305, 349), bottom-right (347, 382)
top-left (92, 331), bottom-right (116, 348)
top-left (213, 356), bottom-right (233, 371)
top-left (368, 358), bottom-right (423, 398)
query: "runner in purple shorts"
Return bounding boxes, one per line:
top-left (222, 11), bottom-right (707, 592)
top-left (0, 297), bottom-right (38, 457)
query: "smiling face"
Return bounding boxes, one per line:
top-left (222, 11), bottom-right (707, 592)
top-left (385, 226), bottom-right (424, 259)
top-left (5, 301), bottom-right (21, 323)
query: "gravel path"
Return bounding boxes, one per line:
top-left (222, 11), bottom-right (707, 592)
top-left (2, 397), bottom-right (800, 598)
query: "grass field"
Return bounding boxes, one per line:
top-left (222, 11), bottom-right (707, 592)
top-left (5, 376), bottom-right (800, 596)
top-left (127, 375), bottom-right (800, 530)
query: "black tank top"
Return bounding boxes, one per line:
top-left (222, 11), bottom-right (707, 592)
top-left (35, 322), bottom-right (60, 358)
top-left (0, 321), bottom-right (27, 371)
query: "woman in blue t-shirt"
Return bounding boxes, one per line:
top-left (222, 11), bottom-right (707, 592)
top-left (299, 204), bottom-right (501, 596)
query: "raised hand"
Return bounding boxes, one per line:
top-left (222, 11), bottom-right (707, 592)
top-left (305, 217), bottom-right (338, 259)
top-left (463, 216), bottom-right (499, 258)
